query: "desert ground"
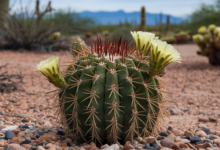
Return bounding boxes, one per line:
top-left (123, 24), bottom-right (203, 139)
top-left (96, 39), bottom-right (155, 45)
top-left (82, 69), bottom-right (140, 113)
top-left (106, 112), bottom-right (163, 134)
top-left (0, 44), bottom-right (220, 149)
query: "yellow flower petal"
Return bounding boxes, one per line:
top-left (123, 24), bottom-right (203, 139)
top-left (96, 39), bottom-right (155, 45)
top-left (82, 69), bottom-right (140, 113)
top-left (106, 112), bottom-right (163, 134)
top-left (130, 31), bottom-right (156, 52)
top-left (151, 39), bottom-right (181, 63)
top-left (149, 39), bottom-right (181, 76)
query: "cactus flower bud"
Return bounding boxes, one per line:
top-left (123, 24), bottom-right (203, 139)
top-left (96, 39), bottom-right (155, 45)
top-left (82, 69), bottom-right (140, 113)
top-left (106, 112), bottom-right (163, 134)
top-left (71, 37), bottom-right (87, 55)
top-left (149, 39), bottom-right (181, 76)
top-left (35, 57), bottom-right (66, 89)
top-left (102, 30), bottom-right (109, 37)
top-left (52, 32), bottom-right (61, 40)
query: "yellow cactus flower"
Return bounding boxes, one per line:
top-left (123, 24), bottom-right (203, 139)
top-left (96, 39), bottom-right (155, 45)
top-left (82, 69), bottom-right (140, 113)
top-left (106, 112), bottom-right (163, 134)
top-left (198, 26), bottom-right (207, 35)
top-left (192, 34), bottom-right (203, 44)
top-left (209, 24), bottom-right (216, 32)
top-left (35, 57), bottom-right (66, 89)
top-left (215, 27), bottom-right (220, 36)
top-left (149, 39), bottom-right (181, 76)
top-left (130, 31), bottom-right (156, 53)
top-left (52, 32), bottom-right (61, 40)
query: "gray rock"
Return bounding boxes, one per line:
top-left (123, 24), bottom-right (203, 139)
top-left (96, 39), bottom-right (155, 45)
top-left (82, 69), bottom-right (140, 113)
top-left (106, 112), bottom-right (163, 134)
top-left (5, 131), bottom-right (15, 139)
top-left (160, 138), bottom-right (174, 149)
top-left (170, 108), bottom-right (183, 115)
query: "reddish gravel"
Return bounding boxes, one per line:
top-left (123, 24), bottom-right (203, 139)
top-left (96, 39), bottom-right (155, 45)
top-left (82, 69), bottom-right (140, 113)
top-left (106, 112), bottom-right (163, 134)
top-left (0, 44), bottom-right (220, 133)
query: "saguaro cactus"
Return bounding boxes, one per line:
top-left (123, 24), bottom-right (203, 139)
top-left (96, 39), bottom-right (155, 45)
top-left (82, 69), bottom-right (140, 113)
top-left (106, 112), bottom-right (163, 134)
top-left (166, 15), bottom-right (170, 31)
top-left (0, 0), bottom-right (9, 29)
top-left (36, 31), bottom-right (181, 144)
top-left (140, 6), bottom-right (146, 31)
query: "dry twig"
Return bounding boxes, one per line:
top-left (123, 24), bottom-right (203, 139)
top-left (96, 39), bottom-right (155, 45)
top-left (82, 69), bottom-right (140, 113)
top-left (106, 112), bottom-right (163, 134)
top-left (0, 64), bottom-right (24, 93)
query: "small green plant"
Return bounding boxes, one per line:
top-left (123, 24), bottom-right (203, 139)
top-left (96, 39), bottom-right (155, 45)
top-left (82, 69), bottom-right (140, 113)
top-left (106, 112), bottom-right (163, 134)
top-left (193, 24), bottom-right (220, 65)
top-left (36, 31), bottom-right (181, 144)
top-left (161, 36), bottom-right (176, 44)
top-left (102, 30), bottom-right (109, 37)
top-left (110, 26), bottom-right (133, 41)
top-left (85, 32), bottom-right (92, 38)
top-left (175, 31), bottom-right (190, 44)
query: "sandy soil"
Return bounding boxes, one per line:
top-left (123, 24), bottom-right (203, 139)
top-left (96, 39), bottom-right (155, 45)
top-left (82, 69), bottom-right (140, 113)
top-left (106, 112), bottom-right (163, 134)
top-left (0, 44), bottom-right (220, 133)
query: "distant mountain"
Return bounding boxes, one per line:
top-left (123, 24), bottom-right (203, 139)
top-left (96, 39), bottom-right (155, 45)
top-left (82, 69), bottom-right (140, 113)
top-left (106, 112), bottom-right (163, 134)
top-left (79, 10), bottom-right (183, 25)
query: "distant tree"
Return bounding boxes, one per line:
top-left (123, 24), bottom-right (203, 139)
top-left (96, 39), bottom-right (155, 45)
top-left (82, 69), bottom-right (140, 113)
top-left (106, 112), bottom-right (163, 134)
top-left (185, 0), bottom-right (220, 31)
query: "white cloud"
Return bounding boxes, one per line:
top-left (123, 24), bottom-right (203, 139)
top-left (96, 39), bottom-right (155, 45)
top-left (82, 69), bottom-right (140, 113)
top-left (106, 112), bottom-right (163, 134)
top-left (10, 0), bottom-right (216, 17)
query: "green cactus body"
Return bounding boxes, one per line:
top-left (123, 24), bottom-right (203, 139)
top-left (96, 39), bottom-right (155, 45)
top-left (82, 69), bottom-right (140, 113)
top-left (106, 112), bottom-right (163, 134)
top-left (58, 38), bottom-right (165, 144)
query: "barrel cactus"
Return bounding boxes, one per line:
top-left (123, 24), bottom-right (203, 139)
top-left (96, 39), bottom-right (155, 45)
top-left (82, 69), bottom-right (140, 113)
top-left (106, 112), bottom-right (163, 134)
top-left (193, 24), bottom-right (220, 65)
top-left (36, 31), bottom-right (181, 144)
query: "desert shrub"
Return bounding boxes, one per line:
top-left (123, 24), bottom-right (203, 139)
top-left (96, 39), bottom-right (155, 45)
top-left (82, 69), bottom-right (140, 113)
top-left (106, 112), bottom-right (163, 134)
top-left (52, 10), bottom-right (95, 35)
top-left (110, 26), bottom-right (134, 41)
top-left (1, 10), bottom-right (58, 50)
top-left (0, 2), bottom-right (95, 50)
top-left (182, 0), bottom-right (220, 31)
top-left (160, 36), bottom-right (176, 44)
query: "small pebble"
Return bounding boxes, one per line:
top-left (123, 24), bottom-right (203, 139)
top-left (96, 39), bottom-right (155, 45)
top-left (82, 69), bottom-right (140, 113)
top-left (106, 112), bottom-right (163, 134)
top-left (201, 128), bottom-right (211, 135)
top-left (159, 131), bottom-right (168, 137)
top-left (4, 148), bottom-right (13, 150)
top-left (57, 128), bottom-right (65, 136)
top-left (151, 140), bottom-right (160, 150)
top-left (195, 130), bottom-right (207, 137)
top-left (19, 125), bottom-right (29, 129)
top-left (21, 119), bottom-right (29, 123)
top-left (5, 131), bottom-right (15, 139)
top-left (160, 138), bottom-right (174, 149)
top-left (168, 126), bottom-right (173, 131)
top-left (21, 139), bottom-right (31, 144)
top-left (198, 117), bottom-right (209, 122)
top-left (190, 137), bottom-right (201, 143)
top-left (170, 108), bottom-right (183, 115)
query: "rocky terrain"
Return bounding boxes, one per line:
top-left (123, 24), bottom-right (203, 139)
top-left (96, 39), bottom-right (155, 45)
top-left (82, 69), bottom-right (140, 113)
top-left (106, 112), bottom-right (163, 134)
top-left (0, 44), bottom-right (220, 150)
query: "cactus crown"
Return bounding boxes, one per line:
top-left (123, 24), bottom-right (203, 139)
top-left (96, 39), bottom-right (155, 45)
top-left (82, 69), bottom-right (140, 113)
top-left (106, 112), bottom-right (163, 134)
top-left (90, 37), bottom-right (133, 60)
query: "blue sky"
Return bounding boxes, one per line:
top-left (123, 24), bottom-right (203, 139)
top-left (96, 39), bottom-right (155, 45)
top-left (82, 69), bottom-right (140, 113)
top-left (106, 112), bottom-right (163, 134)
top-left (10, 0), bottom-right (215, 17)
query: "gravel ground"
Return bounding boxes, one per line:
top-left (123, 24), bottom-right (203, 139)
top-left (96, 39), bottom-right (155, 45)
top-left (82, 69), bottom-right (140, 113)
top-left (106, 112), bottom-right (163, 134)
top-left (0, 44), bottom-right (220, 150)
